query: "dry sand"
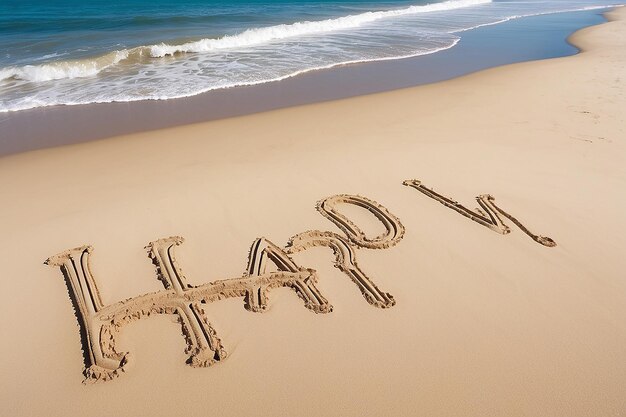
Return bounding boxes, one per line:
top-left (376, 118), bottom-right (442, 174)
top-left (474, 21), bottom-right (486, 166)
top-left (1, 7), bottom-right (625, 417)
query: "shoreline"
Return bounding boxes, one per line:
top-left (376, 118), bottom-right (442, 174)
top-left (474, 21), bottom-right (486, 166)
top-left (0, 7), bottom-right (612, 157)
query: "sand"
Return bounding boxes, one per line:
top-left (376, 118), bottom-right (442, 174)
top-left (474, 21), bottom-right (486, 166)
top-left (1, 7), bottom-right (625, 417)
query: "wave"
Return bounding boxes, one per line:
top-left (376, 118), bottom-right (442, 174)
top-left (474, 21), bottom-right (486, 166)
top-left (149, 0), bottom-right (491, 57)
top-left (0, 50), bottom-right (128, 82)
top-left (0, 0), bottom-right (490, 83)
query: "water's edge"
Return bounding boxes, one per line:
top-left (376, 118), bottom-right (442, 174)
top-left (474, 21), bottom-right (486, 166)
top-left (0, 8), bottom-right (611, 157)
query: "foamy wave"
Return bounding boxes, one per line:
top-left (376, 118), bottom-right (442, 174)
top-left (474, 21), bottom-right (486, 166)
top-left (0, 50), bottom-right (129, 83)
top-left (0, 38), bottom-right (461, 114)
top-left (0, 0), bottom-right (490, 84)
top-left (149, 0), bottom-right (491, 57)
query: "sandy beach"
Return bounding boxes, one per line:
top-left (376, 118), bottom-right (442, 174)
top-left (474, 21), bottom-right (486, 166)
top-left (1, 6), bottom-right (625, 417)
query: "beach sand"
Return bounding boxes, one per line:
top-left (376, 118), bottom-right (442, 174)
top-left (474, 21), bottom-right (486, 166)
top-left (1, 7), bottom-right (625, 417)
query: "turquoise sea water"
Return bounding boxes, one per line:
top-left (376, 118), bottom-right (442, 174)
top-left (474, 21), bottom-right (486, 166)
top-left (0, 0), bottom-right (621, 112)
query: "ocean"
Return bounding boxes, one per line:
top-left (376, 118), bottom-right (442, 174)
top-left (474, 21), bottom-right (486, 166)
top-left (0, 0), bottom-right (621, 112)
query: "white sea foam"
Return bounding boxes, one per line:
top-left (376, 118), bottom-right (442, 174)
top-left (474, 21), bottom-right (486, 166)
top-left (0, 38), bottom-right (461, 113)
top-left (149, 0), bottom-right (491, 57)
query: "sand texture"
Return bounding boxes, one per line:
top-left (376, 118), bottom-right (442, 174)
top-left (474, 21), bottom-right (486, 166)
top-left (1, 7), bottom-right (625, 417)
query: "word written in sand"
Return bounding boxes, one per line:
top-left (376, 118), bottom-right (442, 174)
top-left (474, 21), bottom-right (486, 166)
top-left (45, 195), bottom-right (405, 383)
top-left (403, 179), bottom-right (556, 247)
top-left (46, 179), bottom-right (556, 383)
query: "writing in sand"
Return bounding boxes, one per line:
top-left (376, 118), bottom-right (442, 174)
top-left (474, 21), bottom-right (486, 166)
top-left (45, 178), bottom-right (556, 383)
